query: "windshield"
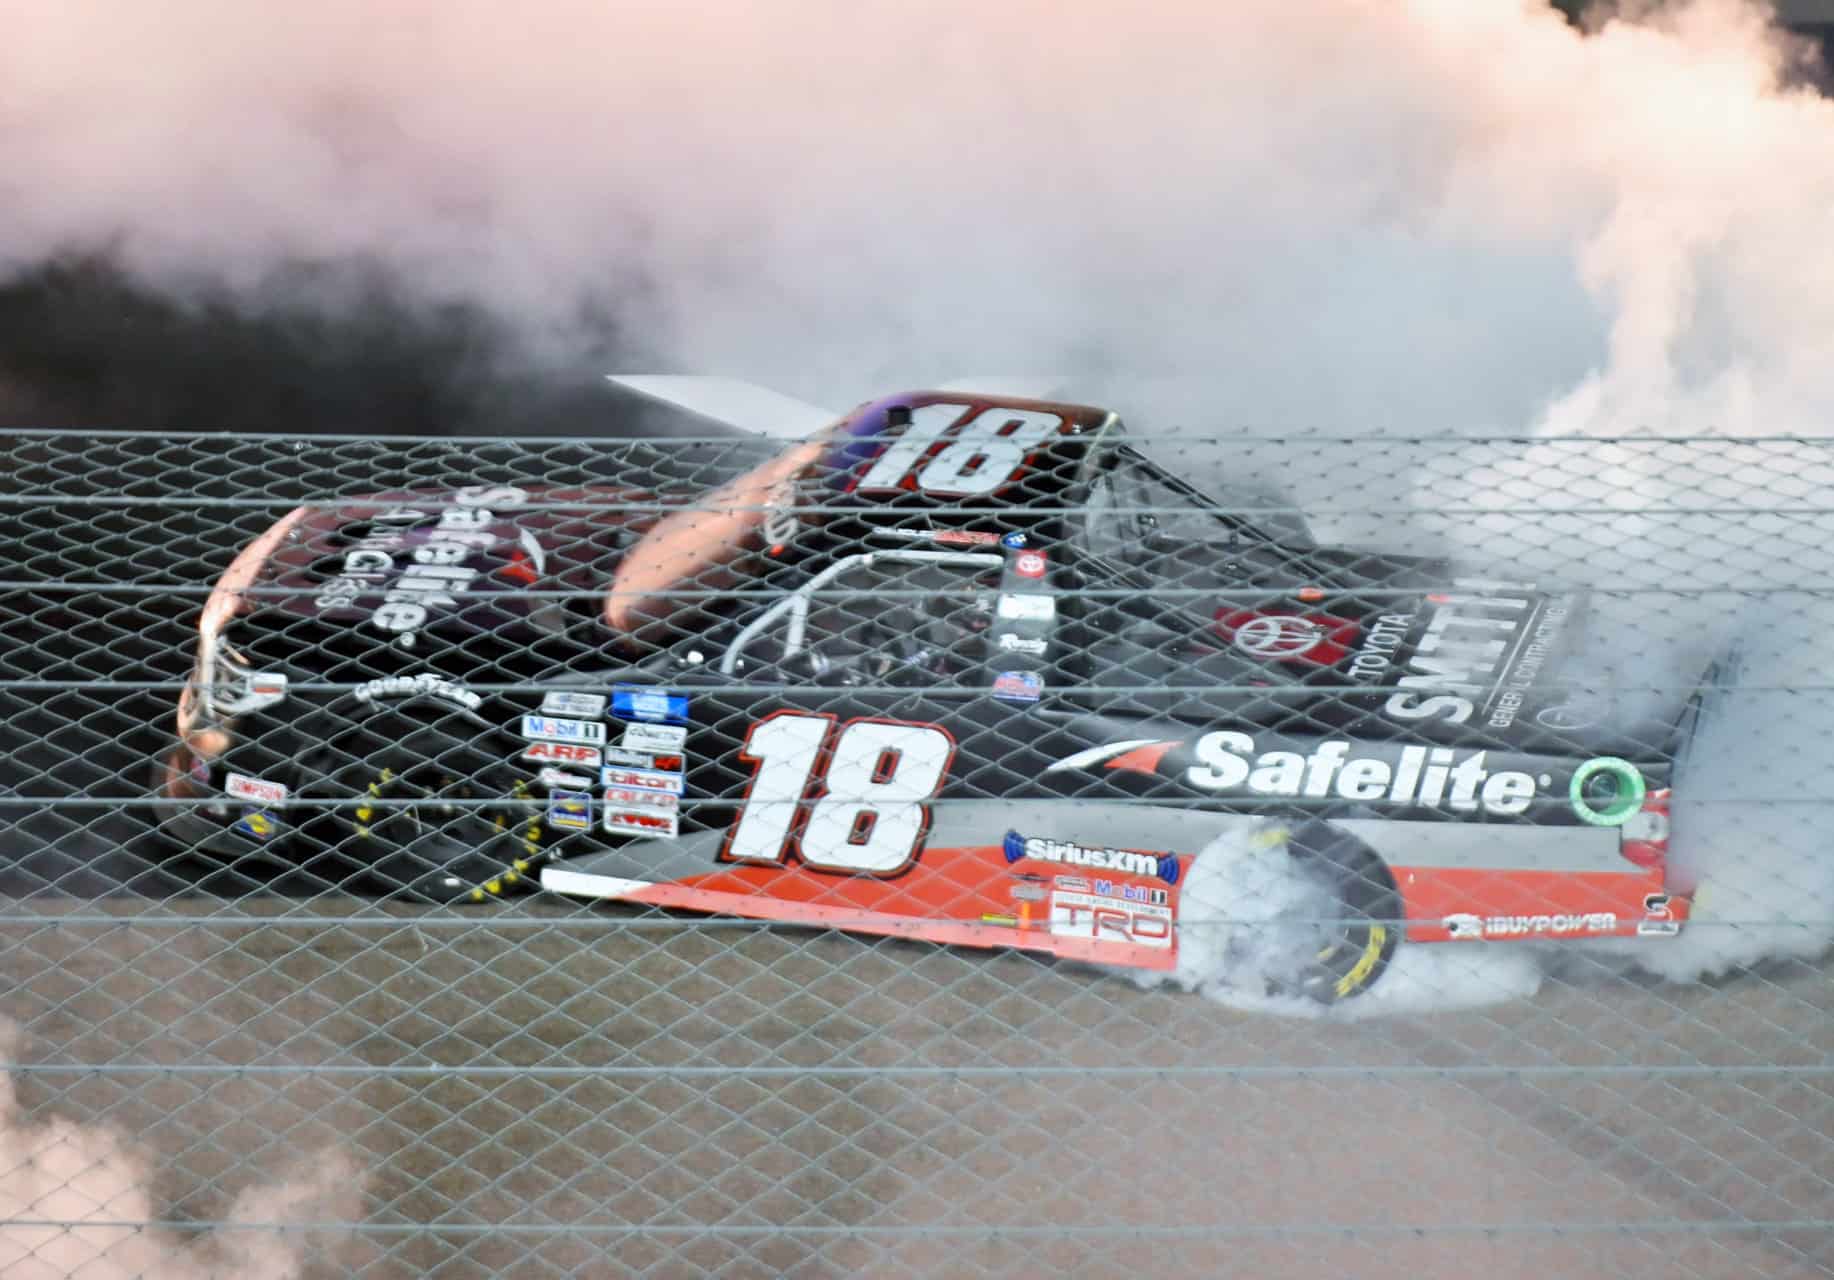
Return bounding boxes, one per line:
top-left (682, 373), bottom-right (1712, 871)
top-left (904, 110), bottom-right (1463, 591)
top-left (604, 431), bottom-right (834, 634)
top-left (1084, 446), bottom-right (1312, 572)
top-left (718, 550), bottom-right (1005, 683)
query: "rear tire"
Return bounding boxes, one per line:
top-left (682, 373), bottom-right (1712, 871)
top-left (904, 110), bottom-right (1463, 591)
top-left (1188, 818), bottom-right (1402, 1005)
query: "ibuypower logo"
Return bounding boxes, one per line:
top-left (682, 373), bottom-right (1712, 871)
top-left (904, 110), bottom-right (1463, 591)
top-left (1443, 912), bottom-right (1618, 940)
top-left (1004, 832), bottom-right (1180, 885)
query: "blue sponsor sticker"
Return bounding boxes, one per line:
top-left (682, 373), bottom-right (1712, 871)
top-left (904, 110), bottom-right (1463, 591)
top-left (232, 809), bottom-right (279, 843)
top-left (1000, 531), bottom-right (1028, 549)
top-left (548, 790), bottom-right (592, 831)
top-left (611, 685), bottom-right (691, 725)
top-left (1002, 830), bottom-right (1027, 863)
top-left (1003, 829), bottom-right (1181, 885)
top-left (992, 671), bottom-right (1042, 703)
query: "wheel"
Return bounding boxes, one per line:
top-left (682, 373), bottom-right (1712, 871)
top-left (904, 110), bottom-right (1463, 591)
top-left (294, 705), bottom-right (542, 901)
top-left (1183, 818), bottom-right (1402, 1004)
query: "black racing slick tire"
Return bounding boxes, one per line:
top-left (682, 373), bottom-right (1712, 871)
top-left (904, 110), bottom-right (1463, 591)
top-left (1276, 820), bottom-right (1402, 1004)
top-left (294, 703), bottom-right (542, 902)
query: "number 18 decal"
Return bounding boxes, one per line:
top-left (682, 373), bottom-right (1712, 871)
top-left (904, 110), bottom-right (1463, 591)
top-left (856, 403), bottom-right (1065, 498)
top-left (723, 713), bottom-right (955, 875)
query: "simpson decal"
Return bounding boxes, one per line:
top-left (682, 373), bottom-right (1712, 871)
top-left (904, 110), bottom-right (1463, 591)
top-left (225, 773), bottom-right (288, 805)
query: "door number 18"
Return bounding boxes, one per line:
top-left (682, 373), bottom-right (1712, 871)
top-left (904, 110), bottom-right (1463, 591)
top-left (723, 713), bottom-right (954, 875)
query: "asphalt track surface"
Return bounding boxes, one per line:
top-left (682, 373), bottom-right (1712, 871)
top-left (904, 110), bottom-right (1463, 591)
top-left (0, 358), bottom-right (1828, 1276)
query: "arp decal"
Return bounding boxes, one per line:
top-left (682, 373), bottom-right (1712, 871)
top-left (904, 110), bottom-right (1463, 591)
top-left (520, 741), bottom-right (602, 768)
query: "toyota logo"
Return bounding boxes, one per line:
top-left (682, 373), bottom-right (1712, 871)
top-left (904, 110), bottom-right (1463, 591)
top-left (1233, 615), bottom-right (1324, 658)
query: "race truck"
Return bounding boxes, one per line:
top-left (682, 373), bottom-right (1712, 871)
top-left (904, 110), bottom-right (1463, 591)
top-left (152, 379), bottom-right (1698, 1002)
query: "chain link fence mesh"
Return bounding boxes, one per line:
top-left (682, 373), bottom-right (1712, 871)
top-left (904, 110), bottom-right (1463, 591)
top-left (0, 410), bottom-right (1831, 1278)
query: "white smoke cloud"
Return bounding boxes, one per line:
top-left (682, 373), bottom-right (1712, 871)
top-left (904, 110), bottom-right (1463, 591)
top-left (0, 1022), bottom-right (361, 1279)
top-left (6, 0), bottom-right (1834, 1003)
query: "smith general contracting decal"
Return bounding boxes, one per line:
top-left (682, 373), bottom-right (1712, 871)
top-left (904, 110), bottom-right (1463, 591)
top-left (1364, 580), bottom-right (1574, 727)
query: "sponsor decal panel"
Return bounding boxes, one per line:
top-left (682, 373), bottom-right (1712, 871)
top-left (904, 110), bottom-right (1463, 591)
top-left (1233, 614), bottom-right (1323, 658)
top-left (1014, 551), bottom-right (1047, 580)
top-left (520, 741), bottom-right (602, 768)
top-left (876, 527), bottom-right (1001, 548)
top-left (225, 773), bottom-right (287, 805)
top-left (1374, 580), bottom-right (1576, 728)
top-left (996, 594), bottom-right (1056, 622)
top-left (1346, 613), bottom-right (1413, 683)
top-left (1444, 911), bottom-right (1617, 939)
top-left (611, 685), bottom-right (690, 725)
top-left (622, 722), bottom-right (687, 753)
top-left (601, 766), bottom-right (685, 795)
top-left (541, 691), bottom-right (608, 718)
top-left (604, 802), bottom-right (679, 838)
top-left (992, 671), bottom-right (1043, 703)
top-left (232, 809), bottom-right (279, 843)
top-left (1093, 877), bottom-right (1170, 906)
top-left (1217, 610), bottom-right (1358, 666)
top-left (602, 746), bottom-right (684, 771)
top-left (521, 715), bottom-right (608, 746)
top-left (1004, 831), bottom-right (1180, 885)
top-left (547, 790), bottom-right (592, 832)
top-left (997, 634), bottom-right (1048, 656)
top-left (1186, 733), bottom-right (1543, 816)
top-left (603, 786), bottom-right (680, 811)
top-left (1050, 890), bottom-right (1174, 950)
top-left (537, 767), bottom-right (594, 790)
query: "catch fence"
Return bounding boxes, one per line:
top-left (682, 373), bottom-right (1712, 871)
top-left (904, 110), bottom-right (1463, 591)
top-left (0, 420), bottom-right (1829, 1278)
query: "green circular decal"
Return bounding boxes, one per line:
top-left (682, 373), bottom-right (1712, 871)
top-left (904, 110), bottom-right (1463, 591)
top-left (1569, 757), bottom-right (1646, 827)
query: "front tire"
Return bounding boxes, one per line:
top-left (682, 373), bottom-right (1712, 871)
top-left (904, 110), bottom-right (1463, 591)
top-left (294, 703), bottom-right (542, 901)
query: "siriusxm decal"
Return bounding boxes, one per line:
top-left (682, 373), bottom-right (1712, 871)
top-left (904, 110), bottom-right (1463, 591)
top-left (1003, 830), bottom-right (1179, 885)
top-left (611, 684), bottom-right (691, 725)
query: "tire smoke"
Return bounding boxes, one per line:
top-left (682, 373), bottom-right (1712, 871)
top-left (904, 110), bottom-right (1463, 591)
top-left (4, 0), bottom-right (1832, 1003)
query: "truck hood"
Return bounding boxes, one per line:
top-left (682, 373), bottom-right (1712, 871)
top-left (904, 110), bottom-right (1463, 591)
top-left (250, 486), bottom-right (658, 645)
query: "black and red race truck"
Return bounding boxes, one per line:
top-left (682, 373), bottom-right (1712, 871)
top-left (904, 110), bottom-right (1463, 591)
top-left (153, 381), bottom-right (1700, 1001)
